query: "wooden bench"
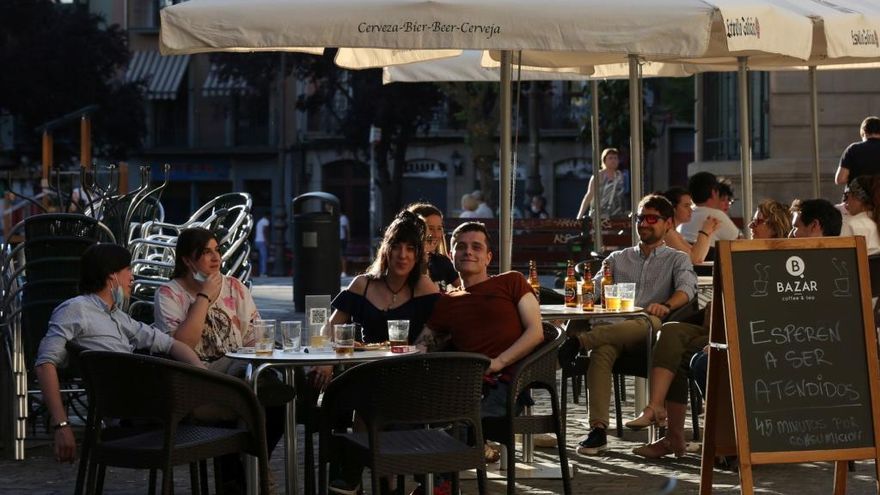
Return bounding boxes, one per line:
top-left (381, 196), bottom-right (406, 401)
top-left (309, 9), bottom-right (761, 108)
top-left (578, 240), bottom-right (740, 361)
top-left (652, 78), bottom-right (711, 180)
top-left (445, 217), bottom-right (638, 277)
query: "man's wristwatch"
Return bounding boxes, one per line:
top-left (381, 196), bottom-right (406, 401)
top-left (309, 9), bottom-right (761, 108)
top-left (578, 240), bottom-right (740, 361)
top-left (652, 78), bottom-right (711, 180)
top-left (53, 420), bottom-right (70, 431)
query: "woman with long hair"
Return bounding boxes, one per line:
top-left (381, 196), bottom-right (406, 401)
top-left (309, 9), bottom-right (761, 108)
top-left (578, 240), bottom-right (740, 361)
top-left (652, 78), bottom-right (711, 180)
top-left (407, 202), bottom-right (460, 291)
top-left (661, 186), bottom-right (719, 264)
top-left (576, 148), bottom-right (628, 219)
top-left (841, 175), bottom-right (880, 255)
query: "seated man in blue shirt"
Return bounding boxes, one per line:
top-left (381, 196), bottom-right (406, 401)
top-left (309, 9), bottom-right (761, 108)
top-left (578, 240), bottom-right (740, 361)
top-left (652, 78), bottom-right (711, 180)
top-left (35, 243), bottom-right (203, 464)
top-left (565, 194), bottom-right (697, 455)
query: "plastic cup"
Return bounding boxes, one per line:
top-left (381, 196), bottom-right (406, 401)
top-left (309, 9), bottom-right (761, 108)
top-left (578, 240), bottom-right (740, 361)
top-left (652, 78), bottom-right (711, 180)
top-left (387, 319), bottom-right (410, 347)
top-left (618, 283), bottom-right (636, 312)
top-left (604, 285), bottom-right (621, 311)
top-left (280, 321), bottom-right (302, 352)
top-left (254, 319), bottom-right (276, 356)
top-left (334, 323), bottom-right (356, 356)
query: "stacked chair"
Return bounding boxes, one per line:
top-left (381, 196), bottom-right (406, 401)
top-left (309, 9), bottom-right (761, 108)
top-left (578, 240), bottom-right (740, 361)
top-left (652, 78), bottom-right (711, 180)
top-left (0, 163), bottom-right (254, 459)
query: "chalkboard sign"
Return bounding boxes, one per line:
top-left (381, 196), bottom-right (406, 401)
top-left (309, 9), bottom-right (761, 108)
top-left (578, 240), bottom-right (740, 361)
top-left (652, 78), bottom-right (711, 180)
top-left (699, 237), bottom-right (880, 495)
top-left (731, 247), bottom-right (873, 453)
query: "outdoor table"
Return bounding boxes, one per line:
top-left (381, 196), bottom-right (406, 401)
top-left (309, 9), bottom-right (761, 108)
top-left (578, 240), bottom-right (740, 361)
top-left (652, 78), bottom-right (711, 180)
top-left (227, 347), bottom-right (417, 495)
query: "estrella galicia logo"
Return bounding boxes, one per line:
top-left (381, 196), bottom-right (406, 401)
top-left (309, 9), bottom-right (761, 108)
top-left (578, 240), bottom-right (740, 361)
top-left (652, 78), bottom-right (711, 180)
top-left (726, 16), bottom-right (760, 39)
top-left (851, 29), bottom-right (879, 47)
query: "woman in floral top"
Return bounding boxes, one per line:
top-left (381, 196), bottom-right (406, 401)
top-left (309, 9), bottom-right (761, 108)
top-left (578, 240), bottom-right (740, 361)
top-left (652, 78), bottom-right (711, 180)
top-left (154, 227), bottom-right (260, 372)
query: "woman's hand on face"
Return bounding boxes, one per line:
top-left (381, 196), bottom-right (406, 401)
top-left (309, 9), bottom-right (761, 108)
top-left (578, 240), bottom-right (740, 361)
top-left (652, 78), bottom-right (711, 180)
top-left (202, 272), bottom-right (223, 301)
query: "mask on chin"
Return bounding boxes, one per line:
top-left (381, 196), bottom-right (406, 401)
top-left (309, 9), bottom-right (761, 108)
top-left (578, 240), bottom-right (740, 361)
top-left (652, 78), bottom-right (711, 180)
top-left (193, 270), bottom-right (208, 282)
top-left (111, 276), bottom-right (126, 308)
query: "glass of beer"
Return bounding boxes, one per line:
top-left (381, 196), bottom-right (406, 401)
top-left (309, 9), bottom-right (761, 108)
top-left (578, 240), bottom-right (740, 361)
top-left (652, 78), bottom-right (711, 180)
top-left (388, 320), bottom-right (410, 347)
top-left (254, 319), bottom-right (276, 356)
top-left (309, 325), bottom-right (327, 349)
top-left (334, 323), bottom-right (356, 356)
top-left (604, 285), bottom-right (621, 311)
top-left (618, 283), bottom-right (636, 312)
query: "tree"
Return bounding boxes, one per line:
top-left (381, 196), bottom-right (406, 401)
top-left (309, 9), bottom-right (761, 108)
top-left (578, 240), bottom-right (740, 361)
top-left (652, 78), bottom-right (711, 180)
top-left (441, 82), bottom-right (500, 208)
top-left (213, 51), bottom-right (443, 227)
top-left (0, 0), bottom-right (145, 159)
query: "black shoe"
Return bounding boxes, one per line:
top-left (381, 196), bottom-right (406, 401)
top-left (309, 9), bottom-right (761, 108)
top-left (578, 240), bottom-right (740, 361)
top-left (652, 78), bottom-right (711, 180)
top-left (558, 336), bottom-right (582, 369)
top-left (577, 427), bottom-right (607, 456)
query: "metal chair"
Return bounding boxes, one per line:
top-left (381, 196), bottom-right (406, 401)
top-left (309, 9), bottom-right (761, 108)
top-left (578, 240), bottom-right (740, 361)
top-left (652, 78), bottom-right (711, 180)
top-left (483, 323), bottom-right (572, 495)
top-left (78, 350), bottom-right (270, 495)
top-left (317, 353), bottom-right (490, 495)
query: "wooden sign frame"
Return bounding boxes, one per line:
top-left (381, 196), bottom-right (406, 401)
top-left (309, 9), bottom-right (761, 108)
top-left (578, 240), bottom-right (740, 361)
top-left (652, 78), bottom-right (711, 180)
top-left (700, 237), bottom-right (880, 494)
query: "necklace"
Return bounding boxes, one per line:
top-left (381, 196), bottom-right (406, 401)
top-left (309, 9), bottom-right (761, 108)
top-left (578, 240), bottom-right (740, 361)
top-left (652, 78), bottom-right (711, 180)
top-left (383, 276), bottom-right (407, 307)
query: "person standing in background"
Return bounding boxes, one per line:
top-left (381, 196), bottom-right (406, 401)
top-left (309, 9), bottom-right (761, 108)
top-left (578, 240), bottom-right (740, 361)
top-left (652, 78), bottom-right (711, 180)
top-left (339, 209), bottom-right (350, 277)
top-left (254, 211), bottom-right (270, 277)
top-left (528, 195), bottom-right (550, 219)
top-left (576, 148), bottom-right (627, 220)
top-left (835, 116), bottom-right (880, 186)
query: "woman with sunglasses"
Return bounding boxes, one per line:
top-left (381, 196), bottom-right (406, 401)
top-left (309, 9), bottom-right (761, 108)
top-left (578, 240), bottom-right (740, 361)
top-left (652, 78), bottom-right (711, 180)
top-left (748, 199), bottom-right (792, 240)
top-left (841, 175), bottom-right (880, 255)
top-left (661, 187), bottom-right (719, 264)
top-left (407, 202), bottom-right (460, 291)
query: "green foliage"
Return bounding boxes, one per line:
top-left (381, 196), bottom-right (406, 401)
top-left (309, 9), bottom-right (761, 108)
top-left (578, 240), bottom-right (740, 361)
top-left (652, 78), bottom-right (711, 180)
top-left (0, 0), bottom-right (145, 158)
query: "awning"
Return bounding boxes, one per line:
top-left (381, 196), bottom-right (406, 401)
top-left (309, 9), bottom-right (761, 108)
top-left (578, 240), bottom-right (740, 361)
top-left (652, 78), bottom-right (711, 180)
top-left (201, 64), bottom-right (252, 98)
top-left (125, 50), bottom-right (190, 100)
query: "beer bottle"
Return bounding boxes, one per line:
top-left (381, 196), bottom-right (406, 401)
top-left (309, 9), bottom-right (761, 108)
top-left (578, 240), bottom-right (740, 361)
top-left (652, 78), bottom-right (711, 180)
top-left (528, 260), bottom-right (541, 302)
top-left (601, 261), bottom-right (613, 308)
top-left (581, 266), bottom-right (595, 311)
top-left (564, 260), bottom-right (577, 308)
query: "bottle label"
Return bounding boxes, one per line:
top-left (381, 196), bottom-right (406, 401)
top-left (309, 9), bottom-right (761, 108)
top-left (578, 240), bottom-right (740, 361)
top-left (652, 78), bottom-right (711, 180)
top-left (564, 286), bottom-right (577, 306)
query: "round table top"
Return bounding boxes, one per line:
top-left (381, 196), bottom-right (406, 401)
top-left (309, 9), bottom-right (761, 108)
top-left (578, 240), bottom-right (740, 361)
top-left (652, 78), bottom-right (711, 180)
top-left (225, 347), bottom-right (418, 366)
top-left (540, 304), bottom-right (645, 321)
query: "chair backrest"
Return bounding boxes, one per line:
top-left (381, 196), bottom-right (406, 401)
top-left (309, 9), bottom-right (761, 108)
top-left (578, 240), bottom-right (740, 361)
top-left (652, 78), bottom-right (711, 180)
top-left (509, 323), bottom-right (564, 398)
top-left (322, 352), bottom-right (489, 430)
top-left (79, 350), bottom-right (265, 446)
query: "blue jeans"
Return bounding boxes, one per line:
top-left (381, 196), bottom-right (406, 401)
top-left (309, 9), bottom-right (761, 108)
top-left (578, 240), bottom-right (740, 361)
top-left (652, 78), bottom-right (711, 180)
top-left (256, 241), bottom-right (268, 276)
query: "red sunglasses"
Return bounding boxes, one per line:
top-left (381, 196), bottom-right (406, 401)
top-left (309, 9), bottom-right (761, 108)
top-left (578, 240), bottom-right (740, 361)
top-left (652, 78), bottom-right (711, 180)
top-left (636, 214), bottom-right (666, 225)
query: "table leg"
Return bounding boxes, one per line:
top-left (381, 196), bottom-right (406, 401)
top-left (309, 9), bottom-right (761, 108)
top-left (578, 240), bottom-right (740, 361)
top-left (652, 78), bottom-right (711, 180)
top-left (284, 368), bottom-right (299, 495)
top-left (245, 363), bottom-right (260, 495)
top-left (522, 405), bottom-right (534, 463)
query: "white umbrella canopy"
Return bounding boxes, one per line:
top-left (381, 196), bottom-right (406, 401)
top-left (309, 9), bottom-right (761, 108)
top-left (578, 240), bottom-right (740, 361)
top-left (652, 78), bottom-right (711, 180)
top-left (159, 0), bottom-right (826, 269)
top-left (382, 50), bottom-right (593, 83)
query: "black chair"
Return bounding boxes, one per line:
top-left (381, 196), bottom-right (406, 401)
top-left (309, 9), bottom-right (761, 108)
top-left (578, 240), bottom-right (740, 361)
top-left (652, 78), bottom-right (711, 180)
top-left (317, 353), bottom-right (489, 495)
top-left (483, 323), bottom-right (571, 495)
top-left (78, 351), bottom-right (270, 495)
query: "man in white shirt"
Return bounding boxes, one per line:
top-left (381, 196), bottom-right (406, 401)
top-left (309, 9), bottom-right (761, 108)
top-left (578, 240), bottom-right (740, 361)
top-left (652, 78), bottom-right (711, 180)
top-left (678, 172), bottom-right (741, 244)
top-left (471, 190), bottom-right (495, 218)
top-left (254, 212), bottom-right (270, 277)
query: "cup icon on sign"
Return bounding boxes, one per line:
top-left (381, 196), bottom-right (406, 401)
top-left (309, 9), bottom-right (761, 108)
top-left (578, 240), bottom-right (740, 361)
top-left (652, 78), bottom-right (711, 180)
top-left (831, 258), bottom-right (851, 297)
top-left (751, 263), bottom-right (769, 297)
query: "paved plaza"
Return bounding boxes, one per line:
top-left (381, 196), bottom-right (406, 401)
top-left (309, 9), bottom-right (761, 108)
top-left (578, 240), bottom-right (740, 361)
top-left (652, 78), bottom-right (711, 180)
top-left (1, 278), bottom-right (877, 494)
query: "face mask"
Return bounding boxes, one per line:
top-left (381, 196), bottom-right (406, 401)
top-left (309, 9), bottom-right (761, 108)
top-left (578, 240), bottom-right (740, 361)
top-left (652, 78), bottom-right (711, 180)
top-left (193, 270), bottom-right (208, 283)
top-left (111, 276), bottom-right (125, 308)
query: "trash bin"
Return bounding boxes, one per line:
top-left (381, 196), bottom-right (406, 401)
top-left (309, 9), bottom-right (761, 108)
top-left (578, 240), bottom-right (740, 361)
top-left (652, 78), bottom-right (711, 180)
top-left (291, 192), bottom-right (341, 312)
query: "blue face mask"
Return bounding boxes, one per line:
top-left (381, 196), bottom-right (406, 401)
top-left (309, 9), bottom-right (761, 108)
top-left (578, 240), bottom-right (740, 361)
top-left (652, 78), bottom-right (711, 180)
top-left (111, 276), bottom-right (126, 308)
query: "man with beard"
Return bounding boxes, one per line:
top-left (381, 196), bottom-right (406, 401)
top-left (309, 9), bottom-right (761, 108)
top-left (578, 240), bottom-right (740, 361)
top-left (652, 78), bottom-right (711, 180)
top-left (563, 194), bottom-right (697, 456)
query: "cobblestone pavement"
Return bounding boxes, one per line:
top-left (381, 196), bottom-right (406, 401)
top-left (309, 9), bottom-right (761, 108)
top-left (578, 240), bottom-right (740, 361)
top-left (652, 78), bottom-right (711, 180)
top-left (2, 278), bottom-right (877, 494)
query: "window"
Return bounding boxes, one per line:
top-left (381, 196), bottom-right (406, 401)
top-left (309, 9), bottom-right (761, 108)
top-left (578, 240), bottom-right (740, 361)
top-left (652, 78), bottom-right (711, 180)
top-left (702, 71), bottom-right (769, 161)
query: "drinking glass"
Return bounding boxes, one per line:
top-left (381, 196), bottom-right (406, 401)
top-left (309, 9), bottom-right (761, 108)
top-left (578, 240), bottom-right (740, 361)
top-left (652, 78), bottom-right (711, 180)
top-left (309, 325), bottom-right (328, 349)
top-left (254, 319), bottom-right (276, 356)
top-left (334, 323), bottom-right (356, 356)
top-left (387, 319), bottom-right (410, 346)
top-left (617, 283), bottom-right (636, 312)
top-left (280, 321), bottom-right (302, 352)
top-left (604, 285), bottom-right (621, 311)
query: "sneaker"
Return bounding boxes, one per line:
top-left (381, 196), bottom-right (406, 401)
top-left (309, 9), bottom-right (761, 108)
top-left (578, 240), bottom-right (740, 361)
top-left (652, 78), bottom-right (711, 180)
top-left (577, 427), bottom-right (607, 456)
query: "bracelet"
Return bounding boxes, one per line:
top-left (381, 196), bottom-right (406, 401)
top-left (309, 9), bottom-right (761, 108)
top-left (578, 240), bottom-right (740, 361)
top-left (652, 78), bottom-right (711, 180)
top-left (698, 230), bottom-right (709, 237)
top-left (196, 292), bottom-right (211, 302)
top-left (53, 420), bottom-right (70, 431)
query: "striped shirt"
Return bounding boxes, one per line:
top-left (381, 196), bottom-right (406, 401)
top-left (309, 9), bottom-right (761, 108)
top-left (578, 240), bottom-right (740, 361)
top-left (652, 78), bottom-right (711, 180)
top-left (35, 293), bottom-right (174, 368)
top-left (592, 244), bottom-right (697, 310)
